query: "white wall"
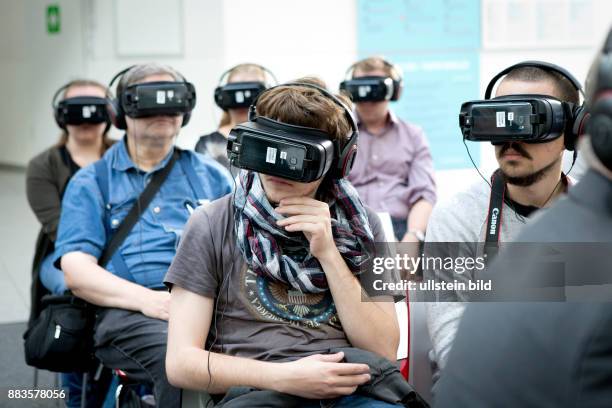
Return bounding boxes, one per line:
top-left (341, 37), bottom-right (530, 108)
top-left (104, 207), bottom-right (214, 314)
top-left (0, 0), bottom-right (610, 204)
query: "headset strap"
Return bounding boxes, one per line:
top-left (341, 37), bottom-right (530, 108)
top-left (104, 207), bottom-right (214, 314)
top-left (484, 169), bottom-right (506, 264)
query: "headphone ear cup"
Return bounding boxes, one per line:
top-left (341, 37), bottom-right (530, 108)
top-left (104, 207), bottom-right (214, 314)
top-left (390, 78), bottom-right (403, 101)
top-left (54, 103), bottom-right (66, 130)
top-left (181, 112), bottom-right (192, 127)
top-left (110, 98), bottom-right (127, 130)
top-left (588, 97), bottom-right (612, 170)
top-left (566, 106), bottom-right (589, 151)
top-left (214, 86), bottom-right (225, 110)
top-left (335, 133), bottom-right (358, 178)
top-left (589, 114), bottom-right (612, 169)
top-left (341, 143), bottom-right (358, 178)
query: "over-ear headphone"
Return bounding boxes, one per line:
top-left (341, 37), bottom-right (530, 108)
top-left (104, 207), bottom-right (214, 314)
top-left (214, 63), bottom-right (277, 110)
top-left (485, 60), bottom-right (587, 151)
top-left (108, 65), bottom-right (194, 130)
top-left (52, 81), bottom-right (112, 132)
top-left (343, 57), bottom-right (404, 101)
top-left (248, 82), bottom-right (359, 179)
top-left (586, 28), bottom-right (612, 170)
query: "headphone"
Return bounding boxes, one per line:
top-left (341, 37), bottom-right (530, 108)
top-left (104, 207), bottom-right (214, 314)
top-left (343, 57), bottom-right (404, 101)
top-left (214, 63), bottom-right (277, 110)
top-left (52, 81), bottom-right (112, 132)
top-left (108, 65), bottom-right (194, 130)
top-left (248, 82), bottom-right (359, 179)
top-left (485, 60), bottom-right (587, 151)
top-left (586, 29), bottom-right (612, 171)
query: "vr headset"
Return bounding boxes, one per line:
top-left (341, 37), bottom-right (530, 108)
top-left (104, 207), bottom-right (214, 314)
top-left (108, 66), bottom-right (196, 129)
top-left (339, 58), bottom-right (403, 102)
top-left (227, 82), bottom-right (359, 182)
top-left (120, 81), bottom-right (196, 118)
top-left (459, 61), bottom-right (587, 151)
top-left (340, 76), bottom-right (396, 102)
top-left (460, 95), bottom-right (570, 145)
top-left (55, 97), bottom-right (110, 127)
top-left (52, 82), bottom-right (112, 131)
top-left (215, 82), bottom-right (267, 110)
top-left (214, 64), bottom-right (277, 110)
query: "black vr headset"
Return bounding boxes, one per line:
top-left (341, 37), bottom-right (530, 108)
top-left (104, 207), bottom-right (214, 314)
top-left (109, 66), bottom-right (197, 130)
top-left (214, 64), bottom-right (277, 110)
top-left (227, 82), bottom-right (359, 182)
top-left (459, 61), bottom-right (588, 151)
top-left (339, 58), bottom-right (403, 102)
top-left (52, 83), bottom-right (111, 131)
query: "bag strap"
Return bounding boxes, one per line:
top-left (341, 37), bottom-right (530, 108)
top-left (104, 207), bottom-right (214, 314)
top-left (94, 150), bottom-right (180, 268)
top-left (484, 169), bottom-right (506, 264)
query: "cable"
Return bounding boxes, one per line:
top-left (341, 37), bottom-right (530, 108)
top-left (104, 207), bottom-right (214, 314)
top-left (204, 162), bottom-right (241, 397)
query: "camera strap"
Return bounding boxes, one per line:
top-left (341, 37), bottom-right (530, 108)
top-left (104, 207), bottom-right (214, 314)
top-left (484, 169), bottom-right (505, 264)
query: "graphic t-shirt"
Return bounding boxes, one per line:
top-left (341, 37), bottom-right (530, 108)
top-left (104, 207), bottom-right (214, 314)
top-left (164, 193), bottom-right (391, 362)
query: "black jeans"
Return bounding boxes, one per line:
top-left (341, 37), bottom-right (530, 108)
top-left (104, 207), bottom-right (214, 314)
top-left (93, 308), bottom-right (180, 407)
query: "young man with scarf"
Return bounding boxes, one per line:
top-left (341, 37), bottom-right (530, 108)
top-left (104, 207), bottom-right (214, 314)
top-left (164, 80), bottom-right (421, 407)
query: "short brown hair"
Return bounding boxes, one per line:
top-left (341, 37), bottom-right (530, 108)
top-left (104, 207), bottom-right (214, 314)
top-left (502, 67), bottom-right (579, 104)
top-left (352, 56), bottom-right (400, 80)
top-left (255, 76), bottom-right (353, 149)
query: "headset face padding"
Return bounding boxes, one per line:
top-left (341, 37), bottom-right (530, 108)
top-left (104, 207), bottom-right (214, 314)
top-left (486, 60), bottom-right (586, 151)
top-left (249, 82), bottom-right (359, 179)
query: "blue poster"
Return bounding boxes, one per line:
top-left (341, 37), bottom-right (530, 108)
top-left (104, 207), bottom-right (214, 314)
top-left (388, 53), bottom-right (480, 169)
top-left (357, 0), bottom-right (481, 169)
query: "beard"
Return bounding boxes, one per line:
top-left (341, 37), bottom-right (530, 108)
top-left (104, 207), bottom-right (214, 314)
top-left (500, 156), bottom-right (561, 187)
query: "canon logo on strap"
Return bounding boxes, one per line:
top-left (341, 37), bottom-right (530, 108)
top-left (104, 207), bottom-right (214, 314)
top-left (489, 207), bottom-right (500, 235)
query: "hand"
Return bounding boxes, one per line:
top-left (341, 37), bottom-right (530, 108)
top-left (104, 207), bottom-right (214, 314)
top-left (275, 352), bottom-right (371, 399)
top-left (276, 197), bottom-right (336, 261)
top-left (140, 289), bottom-right (171, 321)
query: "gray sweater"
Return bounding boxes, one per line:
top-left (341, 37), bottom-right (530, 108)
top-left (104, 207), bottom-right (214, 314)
top-left (424, 179), bottom-right (528, 370)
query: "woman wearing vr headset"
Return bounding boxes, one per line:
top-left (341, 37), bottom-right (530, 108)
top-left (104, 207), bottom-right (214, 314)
top-left (165, 79), bottom-right (421, 407)
top-left (27, 79), bottom-right (114, 298)
top-left (26, 79), bottom-right (114, 407)
top-left (195, 63), bottom-right (272, 171)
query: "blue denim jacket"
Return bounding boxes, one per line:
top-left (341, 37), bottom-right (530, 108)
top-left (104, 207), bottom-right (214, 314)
top-left (54, 138), bottom-right (233, 288)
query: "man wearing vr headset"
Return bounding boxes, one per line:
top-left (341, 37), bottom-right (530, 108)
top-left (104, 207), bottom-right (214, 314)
top-left (436, 31), bottom-right (612, 407)
top-left (425, 61), bottom-right (582, 372)
top-left (53, 63), bottom-right (232, 406)
top-left (164, 79), bottom-right (422, 407)
top-left (341, 57), bottom-right (437, 243)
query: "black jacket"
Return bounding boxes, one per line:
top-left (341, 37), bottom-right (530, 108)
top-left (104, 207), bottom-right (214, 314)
top-left (435, 170), bottom-right (612, 408)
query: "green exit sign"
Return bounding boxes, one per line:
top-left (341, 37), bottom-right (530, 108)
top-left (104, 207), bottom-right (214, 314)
top-left (47, 4), bottom-right (60, 34)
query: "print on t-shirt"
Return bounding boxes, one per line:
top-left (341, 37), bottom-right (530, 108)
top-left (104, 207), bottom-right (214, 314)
top-left (241, 267), bottom-right (342, 330)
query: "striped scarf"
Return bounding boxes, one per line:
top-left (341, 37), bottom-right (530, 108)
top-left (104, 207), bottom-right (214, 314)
top-left (234, 171), bottom-right (374, 294)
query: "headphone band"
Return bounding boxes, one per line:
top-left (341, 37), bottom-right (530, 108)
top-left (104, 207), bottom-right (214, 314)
top-left (110, 64), bottom-right (189, 96)
top-left (52, 81), bottom-right (112, 109)
top-left (217, 63), bottom-right (278, 87)
top-left (344, 57), bottom-right (402, 81)
top-left (485, 60), bottom-right (585, 100)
